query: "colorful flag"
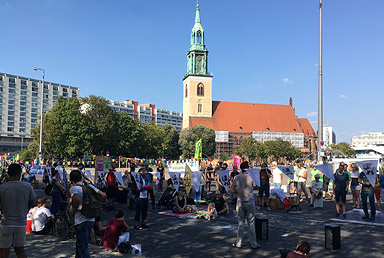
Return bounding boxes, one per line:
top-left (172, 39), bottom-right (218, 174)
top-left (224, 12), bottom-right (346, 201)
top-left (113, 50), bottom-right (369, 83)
top-left (194, 139), bottom-right (202, 159)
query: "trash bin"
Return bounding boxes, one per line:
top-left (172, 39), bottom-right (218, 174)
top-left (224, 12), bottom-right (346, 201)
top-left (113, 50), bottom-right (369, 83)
top-left (325, 224), bottom-right (341, 250)
top-left (255, 217), bottom-right (268, 240)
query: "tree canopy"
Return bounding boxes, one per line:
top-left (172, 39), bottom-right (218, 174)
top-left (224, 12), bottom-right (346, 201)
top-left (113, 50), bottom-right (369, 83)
top-left (179, 125), bottom-right (216, 158)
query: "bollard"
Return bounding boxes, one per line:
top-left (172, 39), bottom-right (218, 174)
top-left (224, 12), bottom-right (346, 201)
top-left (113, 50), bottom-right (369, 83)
top-left (325, 224), bottom-right (341, 250)
top-left (255, 217), bottom-right (268, 240)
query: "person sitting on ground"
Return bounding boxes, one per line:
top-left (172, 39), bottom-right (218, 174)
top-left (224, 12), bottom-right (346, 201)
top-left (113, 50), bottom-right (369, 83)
top-left (103, 209), bottom-right (133, 250)
top-left (27, 199), bottom-right (42, 233)
top-left (205, 203), bottom-right (217, 220)
top-left (32, 197), bottom-right (54, 235)
top-left (310, 174), bottom-right (323, 207)
top-left (213, 193), bottom-right (229, 215)
top-left (286, 240), bottom-right (311, 258)
top-left (173, 187), bottom-right (188, 213)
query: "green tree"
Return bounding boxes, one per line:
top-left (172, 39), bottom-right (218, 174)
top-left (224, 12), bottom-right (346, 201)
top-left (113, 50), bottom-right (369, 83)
top-left (81, 96), bottom-right (119, 155)
top-left (235, 137), bottom-right (259, 160)
top-left (160, 124), bottom-right (181, 160)
top-left (179, 125), bottom-right (216, 158)
top-left (219, 151), bottom-right (229, 162)
top-left (328, 142), bottom-right (355, 157)
top-left (263, 138), bottom-right (301, 161)
top-left (141, 122), bottom-right (164, 158)
top-left (116, 113), bottom-right (144, 157)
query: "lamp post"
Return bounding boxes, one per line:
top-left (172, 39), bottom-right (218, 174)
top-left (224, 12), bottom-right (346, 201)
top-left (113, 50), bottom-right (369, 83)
top-left (317, 0), bottom-right (323, 163)
top-left (33, 67), bottom-right (45, 160)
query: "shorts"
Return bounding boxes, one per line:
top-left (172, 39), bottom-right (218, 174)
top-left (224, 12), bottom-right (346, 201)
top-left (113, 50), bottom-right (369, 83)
top-left (323, 181), bottom-right (329, 192)
top-left (374, 188), bottom-right (381, 200)
top-left (351, 185), bottom-right (361, 191)
top-left (0, 226), bottom-right (26, 248)
top-left (258, 185), bottom-right (270, 198)
top-left (297, 181), bottom-right (307, 193)
top-left (106, 186), bottom-right (116, 199)
top-left (335, 191), bottom-right (347, 204)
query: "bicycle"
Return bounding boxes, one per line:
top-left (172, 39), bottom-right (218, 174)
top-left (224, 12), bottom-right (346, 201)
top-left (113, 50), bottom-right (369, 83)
top-left (53, 201), bottom-right (74, 240)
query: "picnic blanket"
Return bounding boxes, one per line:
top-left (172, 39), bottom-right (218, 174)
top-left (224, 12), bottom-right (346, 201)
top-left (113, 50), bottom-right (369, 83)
top-left (158, 208), bottom-right (207, 219)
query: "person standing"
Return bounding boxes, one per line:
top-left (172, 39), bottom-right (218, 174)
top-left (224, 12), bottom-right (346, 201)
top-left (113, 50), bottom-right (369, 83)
top-left (156, 163), bottom-right (165, 192)
top-left (271, 161), bottom-right (283, 189)
top-left (258, 163), bottom-right (271, 210)
top-left (333, 164), bottom-right (349, 218)
top-left (230, 166), bottom-right (260, 249)
top-left (295, 161), bottom-right (309, 203)
top-left (349, 163), bottom-right (361, 208)
top-left (50, 169), bottom-right (65, 215)
top-left (359, 170), bottom-right (375, 220)
top-left (69, 170), bottom-right (102, 258)
top-left (135, 168), bottom-right (151, 230)
top-left (310, 174), bottom-right (323, 207)
top-left (0, 163), bottom-right (36, 258)
top-left (105, 163), bottom-right (117, 206)
top-left (144, 163), bottom-right (155, 209)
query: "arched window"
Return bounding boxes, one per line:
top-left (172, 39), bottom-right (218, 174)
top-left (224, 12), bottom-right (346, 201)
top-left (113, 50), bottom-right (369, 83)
top-left (196, 31), bottom-right (202, 44)
top-left (185, 85), bottom-right (188, 98)
top-left (197, 83), bottom-right (204, 96)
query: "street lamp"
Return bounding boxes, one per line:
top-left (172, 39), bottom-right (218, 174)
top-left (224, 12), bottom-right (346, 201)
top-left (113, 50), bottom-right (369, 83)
top-left (33, 67), bottom-right (45, 160)
top-left (317, 0), bottom-right (323, 162)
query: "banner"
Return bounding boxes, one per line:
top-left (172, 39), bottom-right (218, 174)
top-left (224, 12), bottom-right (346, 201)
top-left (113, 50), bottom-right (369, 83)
top-left (278, 166), bottom-right (295, 180)
top-left (194, 139), bottom-right (202, 159)
top-left (131, 172), bottom-right (142, 189)
top-left (95, 156), bottom-right (104, 171)
top-left (114, 172), bottom-right (126, 189)
top-left (84, 170), bottom-right (94, 184)
top-left (356, 160), bottom-right (379, 186)
top-left (184, 164), bottom-right (193, 194)
top-left (29, 165), bottom-right (45, 175)
top-left (169, 172), bottom-right (181, 192)
top-left (247, 169), bottom-right (261, 187)
top-left (149, 171), bottom-right (160, 179)
top-left (192, 171), bottom-right (204, 192)
top-left (217, 170), bottom-right (230, 193)
top-left (314, 163), bottom-right (334, 180)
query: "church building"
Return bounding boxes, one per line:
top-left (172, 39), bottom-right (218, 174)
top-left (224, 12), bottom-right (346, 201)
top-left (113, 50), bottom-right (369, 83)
top-left (182, 4), bottom-right (317, 158)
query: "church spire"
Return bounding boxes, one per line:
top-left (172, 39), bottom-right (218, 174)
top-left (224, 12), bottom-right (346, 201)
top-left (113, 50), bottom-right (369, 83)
top-left (184, 2), bottom-right (212, 79)
top-left (195, 2), bottom-right (201, 24)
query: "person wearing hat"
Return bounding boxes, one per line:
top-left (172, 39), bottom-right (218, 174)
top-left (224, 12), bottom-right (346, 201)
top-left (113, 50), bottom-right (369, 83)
top-left (310, 174), bottom-right (323, 207)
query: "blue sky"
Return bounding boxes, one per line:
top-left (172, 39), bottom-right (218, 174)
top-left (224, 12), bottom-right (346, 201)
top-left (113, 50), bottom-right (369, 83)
top-left (1, 0), bottom-right (383, 143)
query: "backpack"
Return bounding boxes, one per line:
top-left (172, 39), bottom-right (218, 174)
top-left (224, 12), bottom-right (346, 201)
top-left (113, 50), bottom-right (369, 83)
top-left (107, 172), bottom-right (116, 187)
top-left (116, 241), bottom-right (131, 254)
top-left (81, 185), bottom-right (103, 219)
top-left (44, 181), bottom-right (54, 196)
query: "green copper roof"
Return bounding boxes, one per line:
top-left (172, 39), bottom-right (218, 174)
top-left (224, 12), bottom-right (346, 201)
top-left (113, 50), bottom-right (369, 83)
top-left (184, 2), bottom-right (212, 79)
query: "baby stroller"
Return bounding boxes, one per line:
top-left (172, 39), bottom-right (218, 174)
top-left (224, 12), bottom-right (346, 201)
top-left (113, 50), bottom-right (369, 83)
top-left (156, 186), bottom-right (176, 209)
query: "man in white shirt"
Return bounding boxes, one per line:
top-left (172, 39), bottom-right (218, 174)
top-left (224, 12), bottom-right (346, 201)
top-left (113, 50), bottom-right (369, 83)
top-left (271, 161), bottom-right (283, 189)
top-left (310, 174), bottom-right (323, 207)
top-left (69, 170), bottom-right (103, 258)
top-left (32, 197), bottom-right (54, 235)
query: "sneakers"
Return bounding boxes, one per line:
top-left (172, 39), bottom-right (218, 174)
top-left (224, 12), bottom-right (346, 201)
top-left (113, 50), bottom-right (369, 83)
top-left (232, 243), bottom-right (242, 248)
top-left (251, 244), bottom-right (261, 249)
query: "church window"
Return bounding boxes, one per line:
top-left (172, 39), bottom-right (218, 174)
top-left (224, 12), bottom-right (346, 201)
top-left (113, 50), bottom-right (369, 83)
top-left (197, 83), bottom-right (204, 96)
top-left (198, 104), bottom-right (202, 113)
top-left (185, 85), bottom-right (188, 97)
top-left (196, 31), bottom-right (202, 44)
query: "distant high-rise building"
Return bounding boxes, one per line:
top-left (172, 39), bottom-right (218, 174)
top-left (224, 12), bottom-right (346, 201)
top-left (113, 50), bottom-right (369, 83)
top-left (352, 132), bottom-right (384, 147)
top-left (0, 72), bottom-right (79, 153)
top-left (323, 126), bottom-right (336, 147)
top-left (108, 100), bottom-right (182, 132)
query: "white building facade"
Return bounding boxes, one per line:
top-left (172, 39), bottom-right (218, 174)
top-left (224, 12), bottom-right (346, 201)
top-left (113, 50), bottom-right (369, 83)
top-left (0, 72), bottom-right (79, 153)
top-left (352, 132), bottom-right (384, 147)
top-left (323, 126), bottom-right (336, 147)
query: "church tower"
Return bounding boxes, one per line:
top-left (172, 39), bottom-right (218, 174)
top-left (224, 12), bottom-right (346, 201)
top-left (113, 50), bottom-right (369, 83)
top-left (182, 3), bottom-right (213, 129)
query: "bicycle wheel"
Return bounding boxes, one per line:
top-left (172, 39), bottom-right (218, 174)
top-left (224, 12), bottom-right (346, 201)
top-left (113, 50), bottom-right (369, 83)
top-left (55, 215), bottom-right (70, 240)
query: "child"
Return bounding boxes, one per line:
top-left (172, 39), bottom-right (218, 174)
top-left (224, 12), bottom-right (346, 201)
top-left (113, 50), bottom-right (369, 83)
top-left (205, 203), bottom-right (217, 220)
top-left (103, 209), bottom-right (133, 250)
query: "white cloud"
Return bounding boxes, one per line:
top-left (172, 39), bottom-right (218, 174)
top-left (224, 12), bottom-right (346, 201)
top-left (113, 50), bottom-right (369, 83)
top-left (282, 78), bottom-right (293, 84)
top-left (340, 94), bottom-right (348, 98)
top-left (307, 111), bottom-right (318, 117)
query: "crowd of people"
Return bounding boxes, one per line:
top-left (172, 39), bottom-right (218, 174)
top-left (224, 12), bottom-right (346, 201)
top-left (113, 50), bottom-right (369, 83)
top-left (0, 158), bottom-right (383, 257)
